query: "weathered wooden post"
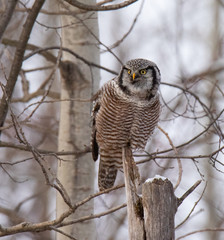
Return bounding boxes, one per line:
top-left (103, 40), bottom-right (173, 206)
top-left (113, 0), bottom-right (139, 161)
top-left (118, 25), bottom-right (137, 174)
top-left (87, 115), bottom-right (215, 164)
top-left (122, 145), bottom-right (202, 240)
top-left (122, 146), bottom-right (201, 239)
top-left (142, 177), bottom-right (177, 240)
top-left (122, 146), bottom-right (177, 240)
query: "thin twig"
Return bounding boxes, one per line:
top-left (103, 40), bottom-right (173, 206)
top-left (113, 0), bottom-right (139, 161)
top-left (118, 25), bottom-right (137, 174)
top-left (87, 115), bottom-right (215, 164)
top-left (64, 0), bottom-right (138, 11)
top-left (58, 203), bottom-right (126, 227)
top-left (176, 181), bottom-right (206, 228)
top-left (176, 228), bottom-right (224, 240)
top-left (177, 180), bottom-right (202, 207)
top-left (158, 125), bottom-right (182, 189)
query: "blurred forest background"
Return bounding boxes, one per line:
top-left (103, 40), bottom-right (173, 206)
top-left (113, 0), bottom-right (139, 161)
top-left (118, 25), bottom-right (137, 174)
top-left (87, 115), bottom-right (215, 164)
top-left (0, 0), bottom-right (224, 239)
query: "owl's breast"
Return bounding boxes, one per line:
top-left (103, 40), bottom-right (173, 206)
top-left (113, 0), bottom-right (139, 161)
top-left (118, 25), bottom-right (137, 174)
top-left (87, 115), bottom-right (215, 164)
top-left (95, 84), bottom-right (160, 150)
top-left (95, 90), bottom-right (134, 149)
top-left (130, 99), bottom-right (160, 149)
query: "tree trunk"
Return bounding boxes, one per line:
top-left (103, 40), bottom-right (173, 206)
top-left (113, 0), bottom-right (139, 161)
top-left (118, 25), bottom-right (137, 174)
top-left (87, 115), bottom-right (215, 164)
top-left (204, 1), bottom-right (220, 239)
top-left (57, 1), bottom-right (100, 239)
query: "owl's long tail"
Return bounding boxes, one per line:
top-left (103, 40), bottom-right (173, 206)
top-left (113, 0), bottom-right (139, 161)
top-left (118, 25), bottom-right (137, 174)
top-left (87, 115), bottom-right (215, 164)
top-left (98, 148), bottom-right (122, 191)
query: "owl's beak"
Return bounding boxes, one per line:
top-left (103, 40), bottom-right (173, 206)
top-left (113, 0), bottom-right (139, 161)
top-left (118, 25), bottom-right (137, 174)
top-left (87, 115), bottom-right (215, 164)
top-left (132, 73), bottom-right (135, 80)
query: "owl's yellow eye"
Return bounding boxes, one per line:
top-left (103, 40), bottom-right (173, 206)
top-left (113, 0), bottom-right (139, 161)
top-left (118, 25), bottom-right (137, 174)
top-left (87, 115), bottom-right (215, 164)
top-left (140, 69), bottom-right (147, 75)
top-left (127, 69), bottom-right (131, 75)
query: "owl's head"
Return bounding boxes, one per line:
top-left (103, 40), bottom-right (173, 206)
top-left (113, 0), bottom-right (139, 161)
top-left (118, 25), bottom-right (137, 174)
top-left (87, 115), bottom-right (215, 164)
top-left (118, 58), bottom-right (160, 100)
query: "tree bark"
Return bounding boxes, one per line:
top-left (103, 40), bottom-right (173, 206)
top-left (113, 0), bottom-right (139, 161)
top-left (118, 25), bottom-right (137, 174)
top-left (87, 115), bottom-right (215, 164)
top-left (122, 147), bottom-right (145, 240)
top-left (142, 178), bottom-right (177, 240)
top-left (0, 0), bottom-right (45, 135)
top-left (57, 1), bottom-right (100, 239)
top-left (122, 147), bottom-right (177, 240)
top-left (0, 0), bottom-right (18, 41)
top-left (204, 1), bottom-right (220, 239)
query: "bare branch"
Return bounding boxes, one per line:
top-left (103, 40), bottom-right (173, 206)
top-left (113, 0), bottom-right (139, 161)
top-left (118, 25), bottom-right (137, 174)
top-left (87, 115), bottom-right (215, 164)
top-left (158, 125), bottom-right (182, 190)
top-left (177, 180), bottom-right (202, 207)
top-left (63, 0), bottom-right (138, 11)
top-left (0, 0), bottom-right (18, 41)
top-left (25, 46), bottom-right (118, 75)
top-left (50, 227), bottom-right (77, 240)
top-left (2, 39), bottom-right (118, 75)
top-left (0, 0), bottom-right (45, 135)
top-left (176, 181), bottom-right (206, 228)
top-left (137, 108), bottom-right (224, 164)
top-left (59, 203), bottom-right (126, 227)
top-left (162, 82), bottom-right (224, 139)
top-left (0, 183), bottom-right (124, 237)
top-left (176, 228), bottom-right (224, 240)
top-left (105, 0), bottom-right (144, 51)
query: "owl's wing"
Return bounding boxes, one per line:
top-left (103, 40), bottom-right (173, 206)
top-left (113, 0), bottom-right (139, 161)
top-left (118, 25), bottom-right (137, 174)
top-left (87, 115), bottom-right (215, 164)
top-left (91, 79), bottom-right (116, 161)
top-left (91, 90), bottom-right (101, 161)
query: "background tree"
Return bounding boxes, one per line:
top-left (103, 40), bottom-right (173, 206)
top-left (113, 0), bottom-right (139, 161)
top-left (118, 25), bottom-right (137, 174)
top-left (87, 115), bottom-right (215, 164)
top-left (56, 0), bottom-right (99, 239)
top-left (0, 0), bottom-right (224, 240)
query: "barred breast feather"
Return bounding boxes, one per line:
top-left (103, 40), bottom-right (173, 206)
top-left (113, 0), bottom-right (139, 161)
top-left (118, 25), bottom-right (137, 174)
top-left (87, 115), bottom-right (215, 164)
top-left (92, 78), bottom-right (160, 190)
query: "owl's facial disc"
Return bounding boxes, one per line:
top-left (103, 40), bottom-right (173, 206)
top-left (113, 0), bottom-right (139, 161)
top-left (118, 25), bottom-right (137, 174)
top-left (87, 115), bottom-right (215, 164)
top-left (118, 59), bottom-right (160, 100)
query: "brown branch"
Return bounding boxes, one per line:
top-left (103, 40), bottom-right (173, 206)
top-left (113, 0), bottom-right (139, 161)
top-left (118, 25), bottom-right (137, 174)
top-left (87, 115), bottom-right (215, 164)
top-left (0, 0), bottom-right (45, 135)
top-left (176, 181), bottom-right (206, 228)
top-left (0, 140), bottom-right (91, 155)
top-left (50, 227), bottom-right (77, 240)
top-left (97, 0), bottom-right (114, 5)
top-left (25, 46), bottom-right (118, 75)
top-left (63, 7), bottom-right (123, 65)
top-left (58, 203), bottom-right (126, 227)
top-left (22, 65), bottom-right (55, 72)
top-left (11, 67), bottom-right (60, 103)
top-left (0, 206), bottom-right (25, 225)
top-left (12, 7), bottom-right (79, 16)
top-left (176, 228), bottom-right (224, 240)
top-left (177, 180), bottom-right (202, 207)
top-left (0, 0), bottom-right (18, 41)
top-left (2, 39), bottom-right (118, 75)
top-left (0, 164), bottom-right (26, 183)
top-left (0, 183), bottom-right (124, 237)
top-left (0, 156), bottom-right (34, 166)
top-left (12, 89), bottom-right (60, 102)
top-left (11, 0), bottom-right (125, 15)
top-left (63, 0), bottom-right (138, 11)
top-left (1, 38), bottom-right (57, 63)
top-left (1, 140), bottom-right (223, 163)
top-left (9, 105), bottom-right (73, 208)
top-left (137, 108), bottom-right (224, 163)
top-left (105, 0), bottom-right (144, 51)
top-left (158, 125), bottom-right (182, 189)
top-left (187, 64), bottom-right (224, 83)
top-left (0, 216), bottom-right (67, 237)
top-left (162, 82), bottom-right (224, 139)
top-left (23, 51), bottom-right (61, 120)
top-left (16, 97), bottom-right (90, 119)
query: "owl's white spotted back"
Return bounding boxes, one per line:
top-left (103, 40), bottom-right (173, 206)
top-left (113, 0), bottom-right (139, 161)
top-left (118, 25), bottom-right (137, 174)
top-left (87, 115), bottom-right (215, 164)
top-left (92, 59), bottom-right (161, 190)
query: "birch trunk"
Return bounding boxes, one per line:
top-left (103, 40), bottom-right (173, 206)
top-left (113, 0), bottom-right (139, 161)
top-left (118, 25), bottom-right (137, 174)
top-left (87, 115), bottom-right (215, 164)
top-left (204, 1), bottom-right (220, 239)
top-left (57, 1), bottom-right (100, 239)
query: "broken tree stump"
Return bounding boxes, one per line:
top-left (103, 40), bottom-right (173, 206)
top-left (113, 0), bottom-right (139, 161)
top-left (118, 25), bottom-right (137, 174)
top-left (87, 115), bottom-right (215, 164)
top-left (122, 147), bottom-right (201, 240)
top-left (142, 177), bottom-right (177, 240)
top-left (122, 147), bottom-right (177, 240)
